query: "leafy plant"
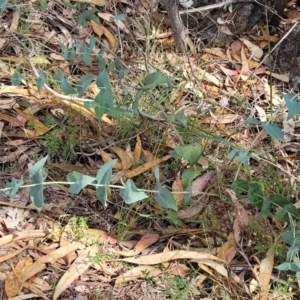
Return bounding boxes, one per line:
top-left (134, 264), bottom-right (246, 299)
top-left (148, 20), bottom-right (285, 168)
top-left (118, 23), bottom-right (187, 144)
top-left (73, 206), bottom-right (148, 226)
top-left (1, 156), bottom-right (191, 211)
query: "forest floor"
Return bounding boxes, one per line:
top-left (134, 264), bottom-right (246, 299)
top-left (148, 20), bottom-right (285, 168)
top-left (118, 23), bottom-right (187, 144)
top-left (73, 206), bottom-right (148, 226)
top-left (0, 1), bottom-right (300, 299)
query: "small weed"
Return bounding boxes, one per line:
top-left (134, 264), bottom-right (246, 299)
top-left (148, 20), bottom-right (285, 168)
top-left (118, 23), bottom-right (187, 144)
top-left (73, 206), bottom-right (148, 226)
top-left (70, 216), bottom-right (89, 240)
top-left (46, 125), bottom-right (78, 162)
top-left (163, 275), bottom-right (191, 300)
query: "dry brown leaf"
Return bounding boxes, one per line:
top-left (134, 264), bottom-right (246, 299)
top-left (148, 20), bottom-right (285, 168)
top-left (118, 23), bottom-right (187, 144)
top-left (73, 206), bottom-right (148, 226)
top-left (53, 244), bottom-right (99, 300)
top-left (120, 250), bottom-right (225, 265)
top-left (14, 108), bottom-right (49, 136)
top-left (110, 146), bottom-right (133, 170)
top-left (73, 0), bottom-right (107, 5)
top-left (204, 48), bottom-right (227, 59)
top-left (142, 149), bottom-right (155, 162)
top-left (241, 38), bottom-right (263, 59)
top-left (115, 266), bottom-right (162, 285)
top-left (23, 281), bottom-right (49, 300)
top-left (172, 173), bottom-right (184, 204)
top-left (162, 247), bottom-right (191, 276)
top-left (98, 150), bottom-right (123, 170)
top-left (201, 113), bottom-right (240, 124)
top-left (0, 111), bottom-right (24, 127)
top-left (5, 257), bottom-right (33, 298)
top-left (191, 171), bottom-right (216, 196)
top-left (125, 155), bottom-right (171, 178)
top-left (90, 20), bottom-right (117, 51)
top-left (98, 12), bottom-right (130, 33)
top-left (259, 246), bottom-right (274, 300)
top-left (178, 204), bottom-right (204, 219)
top-left (134, 135), bottom-right (142, 163)
top-left (33, 278), bottom-right (52, 291)
top-left (265, 71), bottom-right (289, 82)
top-left (0, 56), bottom-right (50, 64)
top-left (226, 189), bottom-right (249, 243)
top-left (22, 242), bottom-right (83, 282)
top-left (117, 233), bottom-right (159, 257)
top-left (218, 233), bottom-right (237, 263)
top-left (195, 259), bottom-right (228, 278)
top-left (0, 230), bottom-right (48, 247)
top-left (0, 246), bottom-right (30, 264)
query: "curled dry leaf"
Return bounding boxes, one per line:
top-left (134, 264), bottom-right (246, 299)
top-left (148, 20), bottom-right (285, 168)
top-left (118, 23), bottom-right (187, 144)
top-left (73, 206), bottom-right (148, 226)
top-left (226, 189), bottom-right (249, 243)
top-left (110, 146), bottom-right (133, 170)
top-left (117, 233), bottom-right (159, 257)
top-left (194, 259), bottom-right (228, 278)
top-left (90, 20), bottom-right (117, 51)
top-left (218, 233), bottom-right (237, 264)
top-left (191, 171), bottom-right (216, 196)
top-left (98, 12), bottom-right (130, 34)
top-left (98, 149), bottom-right (123, 170)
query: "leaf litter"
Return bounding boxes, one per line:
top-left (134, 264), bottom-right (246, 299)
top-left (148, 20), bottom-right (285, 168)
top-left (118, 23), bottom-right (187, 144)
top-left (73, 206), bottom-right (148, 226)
top-left (0, 0), bottom-right (299, 299)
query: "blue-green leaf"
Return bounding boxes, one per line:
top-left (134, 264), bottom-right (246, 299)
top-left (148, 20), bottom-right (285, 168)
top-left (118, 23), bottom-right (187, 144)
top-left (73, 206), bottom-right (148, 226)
top-left (120, 179), bottom-right (148, 204)
top-left (107, 61), bottom-right (116, 72)
top-left (143, 72), bottom-right (171, 89)
top-left (262, 123), bottom-right (284, 141)
top-left (37, 70), bottom-right (47, 93)
top-left (154, 168), bottom-right (177, 210)
top-left (259, 198), bottom-right (272, 218)
top-left (232, 179), bottom-right (249, 195)
top-left (174, 110), bottom-right (187, 127)
top-left (133, 90), bottom-right (144, 113)
top-left (167, 210), bottom-right (181, 226)
top-left (227, 149), bottom-right (251, 164)
top-left (66, 172), bottom-right (96, 194)
top-left (60, 44), bottom-right (75, 60)
top-left (77, 75), bottom-right (95, 96)
top-left (276, 204), bottom-right (298, 223)
top-left (248, 181), bottom-right (264, 207)
top-left (110, 14), bottom-right (126, 21)
top-left (97, 56), bottom-right (106, 72)
top-left (29, 156), bottom-right (48, 178)
top-left (40, 0), bottom-right (47, 12)
top-left (0, 0), bottom-right (8, 13)
top-left (96, 71), bottom-right (114, 106)
top-left (11, 72), bottom-right (24, 85)
top-left (78, 9), bottom-right (99, 25)
top-left (29, 156), bottom-right (48, 211)
top-left (81, 45), bottom-right (92, 66)
top-left (287, 246), bottom-right (299, 261)
top-left (4, 177), bottom-right (24, 197)
top-left (172, 143), bottom-right (202, 166)
top-left (244, 118), bottom-right (262, 125)
top-left (281, 230), bottom-right (300, 247)
top-left (276, 262), bottom-right (300, 272)
top-left (54, 70), bottom-right (76, 94)
top-left (96, 159), bottom-right (117, 207)
top-left (182, 166), bottom-right (202, 189)
top-left (282, 92), bottom-right (300, 120)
